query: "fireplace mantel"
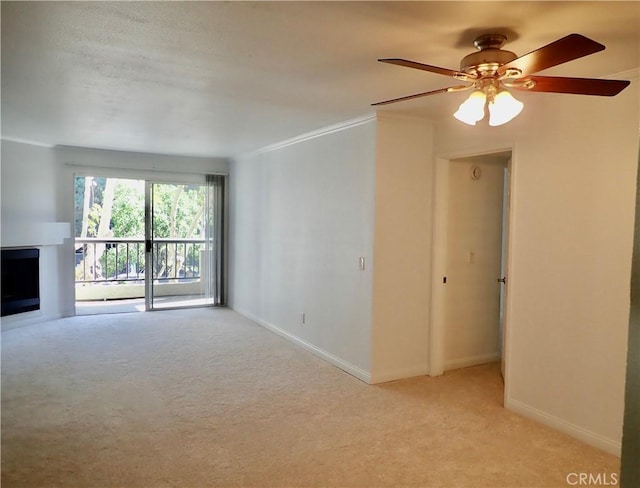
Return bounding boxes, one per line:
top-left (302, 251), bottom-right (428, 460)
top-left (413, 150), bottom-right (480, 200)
top-left (1, 222), bottom-right (71, 248)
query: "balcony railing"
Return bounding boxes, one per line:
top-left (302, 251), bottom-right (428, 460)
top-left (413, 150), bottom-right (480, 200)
top-left (75, 238), bottom-right (206, 285)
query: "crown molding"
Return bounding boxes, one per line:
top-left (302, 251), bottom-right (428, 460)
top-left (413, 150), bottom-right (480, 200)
top-left (236, 113), bottom-right (376, 160)
top-left (1, 136), bottom-right (54, 148)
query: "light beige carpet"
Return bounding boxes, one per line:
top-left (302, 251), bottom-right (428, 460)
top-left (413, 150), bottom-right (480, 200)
top-left (2, 308), bottom-right (618, 487)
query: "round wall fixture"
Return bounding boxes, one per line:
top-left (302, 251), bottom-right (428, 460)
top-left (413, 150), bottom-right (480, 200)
top-left (471, 166), bottom-right (482, 180)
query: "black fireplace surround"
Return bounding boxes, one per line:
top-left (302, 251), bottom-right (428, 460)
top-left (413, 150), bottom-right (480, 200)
top-left (1, 248), bottom-right (40, 317)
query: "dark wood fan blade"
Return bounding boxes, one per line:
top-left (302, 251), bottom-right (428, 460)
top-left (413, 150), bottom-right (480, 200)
top-left (498, 34), bottom-right (605, 77)
top-left (379, 58), bottom-right (461, 78)
top-left (512, 76), bottom-right (630, 96)
top-left (372, 85), bottom-right (468, 106)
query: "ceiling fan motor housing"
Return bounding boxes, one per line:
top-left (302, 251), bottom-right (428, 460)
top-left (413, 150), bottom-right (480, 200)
top-left (460, 34), bottom-right (518, 77)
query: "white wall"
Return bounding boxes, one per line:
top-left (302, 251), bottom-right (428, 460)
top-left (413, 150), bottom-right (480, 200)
top-left (1, 141), bottom-right (58, 223)
top-left (433, 73), bottom-right (640, 455)
top-left (370, 114), bottom-right (434, 382)
top-left (1, 140), bottom-right (229, 324)
top-left (1, 140), bottom-right (67, 327)
top-left (444, 158), bottom-right (507, 370)
top-left (229, 117), bottom-right (377, 379)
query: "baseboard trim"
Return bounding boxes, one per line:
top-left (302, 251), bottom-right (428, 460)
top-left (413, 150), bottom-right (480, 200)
top-left (370, 365), bottom-right (430, 384)
top-left (506, 398), bottom-right (621, 457)
top-left (232, 307), bottom-right (372, 384)
top-left (444, 352), bottom-right (500, 371)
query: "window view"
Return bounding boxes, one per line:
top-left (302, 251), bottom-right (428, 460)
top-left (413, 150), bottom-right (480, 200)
top-left (75, 177), bottom-right (145, 289)
top-left (74, 176), bottom-right (217, 314)
top-left (149, 181), bottom-right (212, 310)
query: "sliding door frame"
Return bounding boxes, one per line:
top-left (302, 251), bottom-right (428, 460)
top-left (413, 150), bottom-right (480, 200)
top-left (70, 165), bottom-right (228, 313)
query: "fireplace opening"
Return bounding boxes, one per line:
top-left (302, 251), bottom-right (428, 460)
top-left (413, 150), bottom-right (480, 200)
top-left (1, 248), bottom-right (40, 317)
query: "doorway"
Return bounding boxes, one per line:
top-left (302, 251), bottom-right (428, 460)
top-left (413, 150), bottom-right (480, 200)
top-left (74, 175), bottom-right (225, 315)
top-left (430, 149), bottom-right (513, 388)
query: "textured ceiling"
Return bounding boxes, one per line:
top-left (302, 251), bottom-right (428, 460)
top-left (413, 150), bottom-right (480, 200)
top-left (2, 1), bottom-right (639, 158)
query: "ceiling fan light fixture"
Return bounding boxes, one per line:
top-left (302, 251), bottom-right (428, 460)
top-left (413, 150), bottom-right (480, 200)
top-left (453, 90), bottom-right (486, 125)
top-left (488, 90), bottom-right (524, 126)
top-left (376, 33), bottom-right (628, 125)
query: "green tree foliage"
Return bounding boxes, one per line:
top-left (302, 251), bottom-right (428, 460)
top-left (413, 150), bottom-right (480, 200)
top-left (151, 184), bottom-right (204, 238)
top-left (74, 177), bottom-right (85, 237)
top-left (75, 177), bottom-right (205, 281)
top-left (111, 180), bottom-right (145, 238)
top-left (74, 176), bottom-right (105, 237)
top-left (75, 178), bottom-right (204, 239)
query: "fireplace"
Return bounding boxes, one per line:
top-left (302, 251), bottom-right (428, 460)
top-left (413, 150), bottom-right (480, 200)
top-left (1, 248), bottom-right (40, 317)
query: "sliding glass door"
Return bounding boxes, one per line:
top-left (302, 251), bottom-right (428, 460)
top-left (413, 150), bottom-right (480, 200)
top-left (74, 173), bottom-right (225, 315)
top-left (145, 176), bottom-right (225, 310)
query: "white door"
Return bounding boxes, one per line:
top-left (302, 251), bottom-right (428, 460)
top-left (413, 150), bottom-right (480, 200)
top-left (499, 165), bottom-right (511, 378)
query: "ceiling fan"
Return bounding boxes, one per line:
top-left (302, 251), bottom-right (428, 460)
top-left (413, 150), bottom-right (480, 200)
top-left (372, 33), bottom-right (630, 126)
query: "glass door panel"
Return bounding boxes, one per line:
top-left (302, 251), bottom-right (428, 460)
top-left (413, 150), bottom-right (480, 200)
top-left (146, 182), bottom-right (213, 310)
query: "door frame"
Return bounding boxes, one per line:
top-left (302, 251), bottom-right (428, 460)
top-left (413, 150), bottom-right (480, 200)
top-left (429, 145), bottom-right (517, 403)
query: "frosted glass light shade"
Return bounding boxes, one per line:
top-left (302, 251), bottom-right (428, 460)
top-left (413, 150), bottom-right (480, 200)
top-left (488, 90), bottom-right (524, 126)
top-left (453, 91), bottom-right (486, 125)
